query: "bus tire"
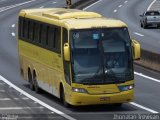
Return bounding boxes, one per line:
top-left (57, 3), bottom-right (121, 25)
top-left (140, 22), bottom-right (143, 28)
top-left (114, 103), bottom-right (123, 107)
top-left (143, 23), bottom-right (147, 29)
top-left (60, 85), bottom-right (70, 107)
top-left (28, 70), bottom-right (34, 91)
top-left (33, 72), bottom-right (40, 93)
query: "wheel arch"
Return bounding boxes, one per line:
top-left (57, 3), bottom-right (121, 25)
top-left (59, 82), bottom-right (64, 99)
top-left (27, 67), bottom-right (32, 81)
top-left (33, 69), bottom-right (37, 79)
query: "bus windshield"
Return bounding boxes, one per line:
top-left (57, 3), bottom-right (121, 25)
top-left (71, 28), bottom-right (133, 84)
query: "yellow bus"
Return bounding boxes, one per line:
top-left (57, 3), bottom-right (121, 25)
top-left (18, 8), bottom-right (140, 106)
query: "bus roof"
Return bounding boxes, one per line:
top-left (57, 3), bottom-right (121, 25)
top-left (19, 8), bottom-right (127, 29)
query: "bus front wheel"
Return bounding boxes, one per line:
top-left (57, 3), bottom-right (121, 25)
top-left (28, 71), bottom-right (34, 91)
top-left (33, 73), bottom-right (40, 93)
top-left (60, 85), bottom-right (70, 107)
top-left (114, 103), bottom-right (123, 107)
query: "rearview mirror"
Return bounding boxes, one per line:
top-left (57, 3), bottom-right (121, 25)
top-left (132, 39), bottom-right (141, 60)
top-left (64, 43), bottom-right (70, 61)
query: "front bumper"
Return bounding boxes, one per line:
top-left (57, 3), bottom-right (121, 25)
top-left (68, 90), bottom-right (134, 106)
top-left (146, 21), bottom-right (160, 25)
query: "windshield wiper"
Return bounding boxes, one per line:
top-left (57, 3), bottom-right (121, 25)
top-left (104, 68), bottom-right (126, 83)
top-left (79, 75), bottom-right (104, 84)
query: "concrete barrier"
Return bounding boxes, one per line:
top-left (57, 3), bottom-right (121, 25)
top-left (142, 49), bottom-right (160, 64)
top-left (135, 49), bottom-right (160, 73)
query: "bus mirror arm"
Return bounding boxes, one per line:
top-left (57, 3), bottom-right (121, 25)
top-left (64, 43), bottom-right (70, 61)
top-left (132, 39), bottom-right (141, 60)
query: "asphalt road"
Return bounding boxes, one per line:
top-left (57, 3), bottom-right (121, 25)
top-left (0, 0), bottom-right (160, 120)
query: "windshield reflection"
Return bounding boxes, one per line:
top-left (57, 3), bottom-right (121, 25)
top-left (71, 28), bottom-right (133, 84)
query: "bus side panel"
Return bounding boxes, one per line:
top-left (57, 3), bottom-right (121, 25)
top-left (18, 40), bottom-right (64, 98)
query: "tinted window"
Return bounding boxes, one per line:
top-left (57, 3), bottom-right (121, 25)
top-left (28, 21), bottom-right (34, 41)
top-left (18, 17), bottom-right (22, 38)
top-left (24, 19), bottom-right (29, 40)
top-left (19, 17), bottom-right (61, 53)
top-left (48, 27), bottom-right (55, 49)
top-left (55, 27), bottom-right (61, 52)
top-left (33, 23), bottom-right (40, 43)
top-left (40, 25), bottom-right (48, 45)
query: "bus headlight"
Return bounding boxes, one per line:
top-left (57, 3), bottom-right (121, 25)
top-left (118, 84), bottom-right (134, 92)
top-left (72, 87), bottom-right (88, 94)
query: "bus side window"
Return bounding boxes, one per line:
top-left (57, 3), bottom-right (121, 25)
top-left (40, 24), bottom-right (47, 45)
top-left (46, 26), bottom-right (49, 46)
top-left (39, 24), bottom-right (42, 44)
top-left (18, 17), bottom-right (23, 39)
top-left (24, 19), bottom-right (29, 40)
top-left (28, 20), bottom-right (34, 41)
top-left (48, 26), bottom-right (55, 49)
top-left (33, 23), bottom-right (40, 43)
top-left (55, 27), bottom-right (61, 53)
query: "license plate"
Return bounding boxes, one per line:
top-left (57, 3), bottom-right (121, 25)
top-left (100, 97), bottom-right (110, 101)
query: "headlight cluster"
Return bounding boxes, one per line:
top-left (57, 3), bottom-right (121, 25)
top-left (72, 87), bottom-right (88, 94)
top-left (118, 84), bottom-right (134, 92)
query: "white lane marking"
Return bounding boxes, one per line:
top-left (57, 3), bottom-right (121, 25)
top-left (134, 32), bottom-right (144, 37)
top-left (0, 4), bottom-right (17, 10)
top-left (0, 0), bottom-right (6, 3)
top-left (134, 72), bottom-right (160, 83)
top-left (0, 97), bottom-right (29, 101)
top-left (0, 107), bottom-right (44, 110)
top-left (39, 6), bottom-right (44, 8)
top-left (0, 0), bottom-right (36, 13)
top-left (118, 5), bottom-right (122, 8)
top-left (15, 97), bottom-right (30, 100)
top-left (11, 32), bottom-right (15, 37)
top-left (12, 24), bottom-right (15, 28)
top-left (0, 76), bottom-right (76, 120)
top-left (114, 9), bottom-right (117, 13)
top-left (52, 1), bottom-right (57, 4)
top-left (124, 1), bottom-right (128, 3)
top-left (83, 0), bottom-right (103, 11)
top-left (0, 4), bottom-right (16, 10)
top-left (0, 98), bottom-right (29, 101)
top-left (0, 98), bottom-right (11, 101)
top-left (147, 0), bottom-right (157, 10)
top-left (130, 102), bottom-right (158, 113)
top-left (0, 6), bottom-right (7, 10)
